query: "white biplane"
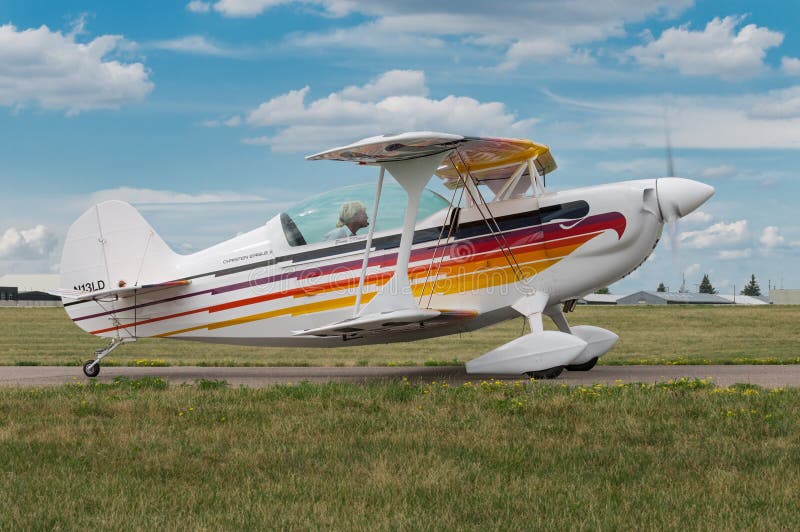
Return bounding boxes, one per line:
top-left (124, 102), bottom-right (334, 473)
top-left (52, 132), bottom-right (713, 378)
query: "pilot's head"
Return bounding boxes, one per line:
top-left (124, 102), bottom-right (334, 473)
top-left (337, 201), bottom-right (369, 231)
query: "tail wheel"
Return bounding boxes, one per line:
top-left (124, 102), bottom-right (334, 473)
top-left (526, 366), bottom-right (564, 380)
top-left (83, 360), bottom-right (100, 378)
top-left (566, 357), bottom-right (598, 372)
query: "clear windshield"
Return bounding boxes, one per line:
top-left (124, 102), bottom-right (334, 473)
top-left (280, 182), bottom-right (450, 246)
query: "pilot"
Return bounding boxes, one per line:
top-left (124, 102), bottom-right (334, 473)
top-left (324, 201), bottom-right (369, 240)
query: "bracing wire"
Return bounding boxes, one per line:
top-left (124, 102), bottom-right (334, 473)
top-left (450, 151), bottom-right (526, 283)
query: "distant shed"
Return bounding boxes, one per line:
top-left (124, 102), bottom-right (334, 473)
top-left (717, 294), bottom-right (771, 305)
top-left (770, 289), bottom-right (800, 305)
top-left (617, 291), bottom-right (732, 305)
top-left (579, 293), bottom-right (624, 305)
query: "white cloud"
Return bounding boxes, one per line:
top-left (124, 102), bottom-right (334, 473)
top-left (718, 248), bottom-right (752, 260)
top-left (151, 35), bottom-right (238, 57)
top-left (627, 16), bottom-right (783, 79)
top-left (698, 165), bottom-right (738, 179)
top-left (0, 23), bottom-right (153, 115)
top-left (684, 263), bottom-right (700, 277)
top-left (748, 86), bottom-right (800, 119)
top-left (543, 88), bottom-right (800, 150)
top-left (88, 187), bottom-right (265, 205)
top-left (203, 115), bottom-right (242, 127)
top-left (782, 57), bottom-right (800, 76)
top-left (242, 136), bottom-right (271, 145)
top-left (212, 0), bottom-right (293, 17)
top-left (238, 0), bottom-right (693, 70)
top-left (595, 157), bottom-right (669, 177)
top-left (679, 220), bottom-right (748, 249)
top-left (243, 70), bottom-right (537, 151)
top-left (0, 225), bottom-right (58, 260)
top-left (187, 1), bottom-right (212, 13)
top-left (339, 70), bottom-right (427, 102)
top-left (682, 210), bottom-right (713, 225)
top-left (759, 226), bottom-right (784, 248)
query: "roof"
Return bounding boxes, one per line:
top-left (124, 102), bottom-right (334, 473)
top-left (624, 291), bottom-right (732, 304)
top-left (0, 274), bottom-right (60, 292)
top-left (580, 293), bottom-right (624, 304)
top-left (717, 294), bottom-right (771, 305)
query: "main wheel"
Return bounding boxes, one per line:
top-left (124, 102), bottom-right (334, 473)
top-left (526, 366), bottom-right (564, 380)
top-left (83, 359), bottom-right (100, 378)
top-left (566, 357), bottom-right (598, 372)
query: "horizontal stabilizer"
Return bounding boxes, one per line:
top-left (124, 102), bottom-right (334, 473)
top-left (48, 279), bottom-right (190, 302)
top-left (293, 308), bottom-right (477, 338)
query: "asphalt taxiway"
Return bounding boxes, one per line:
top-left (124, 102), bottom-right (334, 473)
top-left (1, 365), bottom-right (799, 388)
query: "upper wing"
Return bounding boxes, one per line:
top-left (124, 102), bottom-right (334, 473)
top-left (306, 131), bottom-right (556, 189)
top-left (306, 131), bottom-right (464, 163)
top-left (434, 136), bottom-right (556, 189)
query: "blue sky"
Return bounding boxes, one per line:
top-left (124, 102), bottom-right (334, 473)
top-left (1, 0), bottom-right (799, 294)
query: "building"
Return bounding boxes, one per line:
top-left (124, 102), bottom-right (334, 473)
top-left (579, 293), bottom-right (625, 305)
top-left (0, 274), bottom-right (61, 307)
top-left (616, 291), bottom-right (732, 305)
top-left (0, 286), bottom-right (18, 301)
top-left (716, 294), bottom-right (771, 305)
top-left (770, 289), bottom-right (800, 305)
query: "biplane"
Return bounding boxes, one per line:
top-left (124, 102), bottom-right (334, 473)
top-left (52, 132), bottom-right (714, 378)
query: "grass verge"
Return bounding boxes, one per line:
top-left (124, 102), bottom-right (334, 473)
top-left (1, 305), bottom-right (799, 366)
top-left (1, 377), bottom-right (799, 528)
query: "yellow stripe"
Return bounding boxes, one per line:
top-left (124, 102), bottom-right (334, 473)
top-left (157, 292), bottom-right (376, 338)
top-left (157, 240), bottom-right (586, 338)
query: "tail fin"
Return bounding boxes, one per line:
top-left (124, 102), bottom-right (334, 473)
top-left (60, 201), bottom-right (181, 295)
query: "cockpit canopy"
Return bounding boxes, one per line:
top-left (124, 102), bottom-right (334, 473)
top-left (280, 183), bottom-right (449, 247)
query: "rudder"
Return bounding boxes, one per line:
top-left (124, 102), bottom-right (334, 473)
top-left (60, 201), bottom-right (180, 294)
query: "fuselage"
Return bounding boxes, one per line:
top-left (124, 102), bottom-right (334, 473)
top-left (64, 178), bottom-right (667, 346)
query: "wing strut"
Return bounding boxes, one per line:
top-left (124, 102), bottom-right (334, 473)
top-left (359, 151), bottom-right (449, 314)
top-left (353, 166), bottom-right (385, 316)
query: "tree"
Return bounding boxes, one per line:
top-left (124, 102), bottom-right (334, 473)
top-left (698, 274), bottom-right (717, 294)
top-left (657, 282), bottom-right (666, 292)
top-left (594, 287), bottom-right (610, 294)
top-left (741, 274), bottom-right (761, 296)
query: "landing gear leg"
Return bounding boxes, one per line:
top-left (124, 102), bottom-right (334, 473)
top-left (83, 337), bottom-right (132, 377)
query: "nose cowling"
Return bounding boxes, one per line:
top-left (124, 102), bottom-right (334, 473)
top-left (656, 178), bottom-right (715, 222)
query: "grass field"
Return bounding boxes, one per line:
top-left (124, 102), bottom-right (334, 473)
top-left (1, 377), bottom-right (798, 529)
top-left (1, 306), bottom-right (798, 367)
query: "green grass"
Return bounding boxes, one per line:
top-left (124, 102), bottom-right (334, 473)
top-left (1, 305), bottom-right (799, 367)
top-left (1, 377), bottom-right (799, 529)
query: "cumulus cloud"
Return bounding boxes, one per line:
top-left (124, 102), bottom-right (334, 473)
top-left (717, 248), bottom-right (752, 260)
top-left (186, 1), bottom-right (211, 13)
top-left (543, 88), bottom-right (800, 150)
top-left (627, 16), bottom-right (783, 79)
top-left (243, 70), bottom-right (537, 152)
top-left (203, 115), bottom-right (243, 127)
top-left (683, 263), bottom-right (700, 277)
top-left (759, 226), bottom-right (784, 248)
top-left (679, 220), bottom-right (748, 249)
top-left (748, 86), bottom-right (800, 119)
top-left (699, 165), bottom-right (738, 179)
top-left (595, 157), bottom-right (678, 177)
top-left (0, 225), bottom-right (58, 260)
top-left (205, 0), bottom-right (692, 70)
top-left (151, 35), bottom-right (238, 57)
top-left (210, 0), bottom-right (294, 17)
top-left (682, 210), bottom-right (713, 225)
top-left (782, 57), bottom-right (800, 76)
top-left (0, 23), bottom-right (153, 115)
top-left (88, 187), bottom-right (265, 205)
